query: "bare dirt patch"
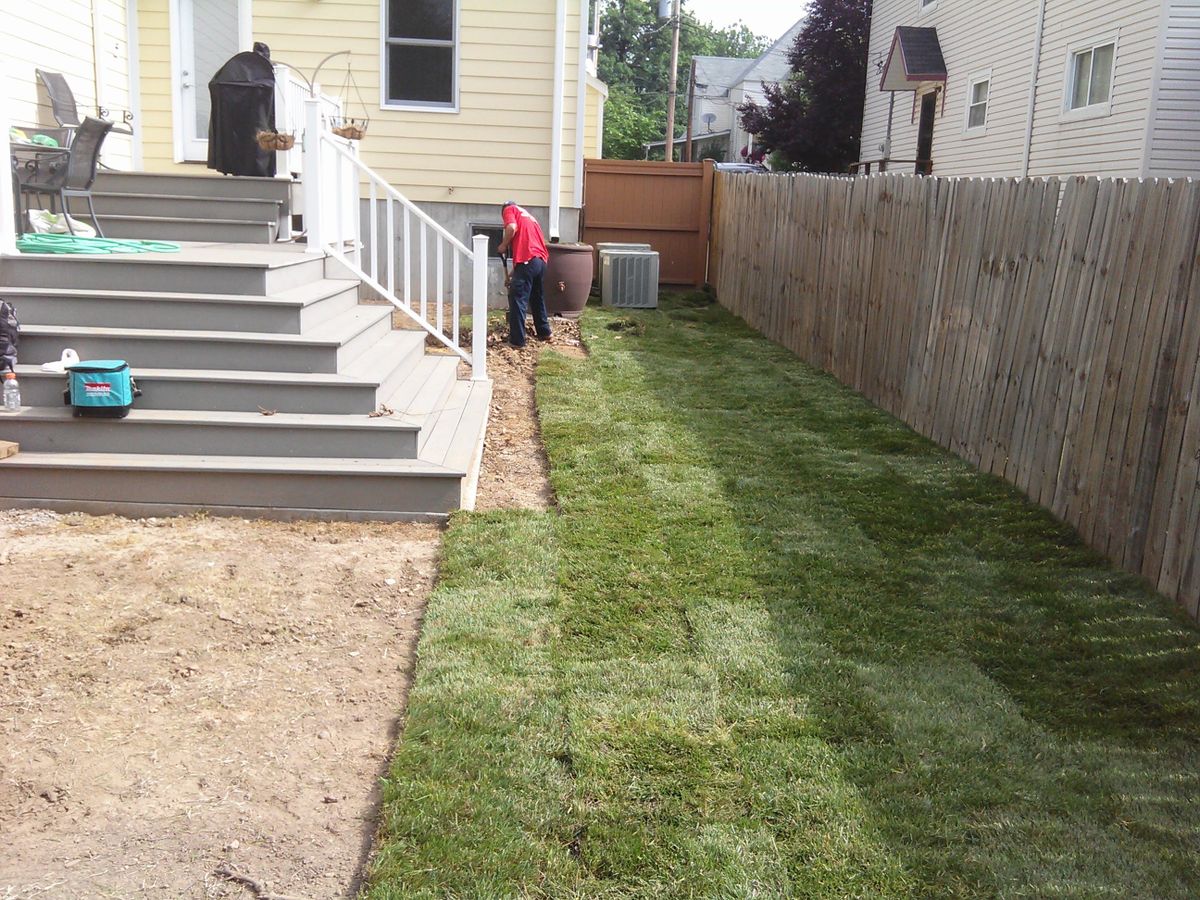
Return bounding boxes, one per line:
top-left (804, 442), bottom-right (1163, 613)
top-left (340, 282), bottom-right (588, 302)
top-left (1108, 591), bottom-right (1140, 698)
top-left (471, 316), bottom-right (584, 511)
top-left (0, 511), bottom-right (440, 899)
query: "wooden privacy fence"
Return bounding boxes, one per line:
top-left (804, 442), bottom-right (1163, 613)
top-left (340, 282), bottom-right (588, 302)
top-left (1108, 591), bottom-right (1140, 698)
top-left (711, 172), bottom-right (1200, 620)
top-left (581, 158), bottom-right (714, 286)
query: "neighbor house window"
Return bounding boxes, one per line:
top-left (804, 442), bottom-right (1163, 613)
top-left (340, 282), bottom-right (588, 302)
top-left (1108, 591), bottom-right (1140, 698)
top-left (966, 75), bottom-right (989, 130)
top-left (1068, 41), bottom-right (1115, 110)
top-left (384, 0), bottom-right (456, 108)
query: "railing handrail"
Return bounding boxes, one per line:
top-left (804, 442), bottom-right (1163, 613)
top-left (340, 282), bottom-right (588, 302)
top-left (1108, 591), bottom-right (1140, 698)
top-left (320, 135), bottom-right (473, 257)
top-left (302, 94), bottom-right (487, 380)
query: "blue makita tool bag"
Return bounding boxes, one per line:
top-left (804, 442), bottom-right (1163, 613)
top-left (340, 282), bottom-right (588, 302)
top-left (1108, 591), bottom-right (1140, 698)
top-left (64, 360), bottom-right (140, 418)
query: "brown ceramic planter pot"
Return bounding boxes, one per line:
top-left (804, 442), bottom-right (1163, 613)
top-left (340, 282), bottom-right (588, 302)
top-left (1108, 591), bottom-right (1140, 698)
top-left (545, 242), bottom-right (594, 319)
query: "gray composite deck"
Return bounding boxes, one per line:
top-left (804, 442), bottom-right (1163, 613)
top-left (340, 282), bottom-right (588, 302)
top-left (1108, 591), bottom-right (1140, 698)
top-left (1, 176), bottom-right (490, 520)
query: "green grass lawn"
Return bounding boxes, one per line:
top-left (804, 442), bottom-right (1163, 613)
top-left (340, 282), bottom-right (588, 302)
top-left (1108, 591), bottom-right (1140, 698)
top-left (365, 294), bottom-right (1200, 899)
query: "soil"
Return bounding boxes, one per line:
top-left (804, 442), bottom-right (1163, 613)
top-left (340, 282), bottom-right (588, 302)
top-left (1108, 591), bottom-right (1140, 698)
top-left (0, 315), bottom-right (582, 899)
top-left (471, 316), bottom-right (584, 511)
top-left (0, 512), bottom-right (440, 899)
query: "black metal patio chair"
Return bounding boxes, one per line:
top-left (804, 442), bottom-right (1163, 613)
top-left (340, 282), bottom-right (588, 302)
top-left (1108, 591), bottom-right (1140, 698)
top-left (36, 69), bottom-right (134, 143)
top-left (15, 116), bottom-right (114, 237)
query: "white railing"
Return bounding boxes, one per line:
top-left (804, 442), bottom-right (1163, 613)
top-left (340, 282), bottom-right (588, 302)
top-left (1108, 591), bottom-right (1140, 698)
top-left (302, 97), bottom-right (487, 380)
top-left (273, 65), bottom-right (342, 177)
top-left (1, 85), bottom-right (18, 255)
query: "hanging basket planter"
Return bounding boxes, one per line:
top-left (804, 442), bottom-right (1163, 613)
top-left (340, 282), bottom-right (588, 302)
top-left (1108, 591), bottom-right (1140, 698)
top-left (330, 116), bottom-right (369, 141)
top-left (256, 130), bottom-right (296, 151)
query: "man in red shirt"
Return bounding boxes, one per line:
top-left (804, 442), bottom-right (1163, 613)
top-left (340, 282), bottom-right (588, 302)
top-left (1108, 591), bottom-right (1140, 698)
top-left (497, 200), bottom-right (552, 348)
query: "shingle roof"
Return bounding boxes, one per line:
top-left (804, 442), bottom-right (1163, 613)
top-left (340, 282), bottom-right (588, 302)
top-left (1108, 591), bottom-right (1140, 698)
top-left (738, 19), bottom-right (805, 85)
top-left (879, 26), bottom-right (947, 91)
top-left (688, 17), bottom-right (807, 95)
top-left (693, 56), bottom-right (757, 95)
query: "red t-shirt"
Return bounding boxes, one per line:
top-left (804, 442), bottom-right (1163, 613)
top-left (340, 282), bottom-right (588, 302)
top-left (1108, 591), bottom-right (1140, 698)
top-left (502, 204), bottom-right (549, 265)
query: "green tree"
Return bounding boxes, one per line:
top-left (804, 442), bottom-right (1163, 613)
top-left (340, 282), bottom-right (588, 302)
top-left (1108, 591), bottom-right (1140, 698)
top-left (597, 0), bottom-right (767, 159)
top-left (738, 0), bottom-right (873, 172)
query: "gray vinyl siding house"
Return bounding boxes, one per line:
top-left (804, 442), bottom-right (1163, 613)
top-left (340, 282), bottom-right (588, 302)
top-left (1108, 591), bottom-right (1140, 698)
top-left (860, 0), bottom-right (1200, 179)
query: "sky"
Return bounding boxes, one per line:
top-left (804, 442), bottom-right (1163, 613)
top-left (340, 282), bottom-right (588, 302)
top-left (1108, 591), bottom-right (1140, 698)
top-left (683, 1), bottom-right (808, 42)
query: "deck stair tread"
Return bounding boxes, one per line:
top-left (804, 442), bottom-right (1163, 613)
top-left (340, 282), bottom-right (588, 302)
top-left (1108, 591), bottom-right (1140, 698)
top-left (90, 190), bottom-right (281, 205)
top-left (4, 404), bottom-right (419, 432)
top-left (420, 380), bottom-right (491, 465)
top-left (93, 213), bottom-right (276, 228)
top-left (8, 240), bottom-right (317, 267)
top-left (383, 356), bottom-right (461, 421)
top-left (342, 330), bottom-right (429, 379)
top-left (22, 305), bottom-right (391, 346)
top-left (1, 280), bottom-right (349, 309)
top-left (15, 364), bottom-right (382, 388)
top-left (0, 452), bottom-right (463, 476)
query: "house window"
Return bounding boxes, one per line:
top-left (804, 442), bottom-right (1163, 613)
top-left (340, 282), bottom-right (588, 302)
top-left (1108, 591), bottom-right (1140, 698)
top-left (1068, 41), bottom-right (1115, 110)
top-left (919, 0), bottom-right (938, 11)
top-left (966, 75), bottom-right (989, 130)
top-left (384, 0), bottom-right (456, 108)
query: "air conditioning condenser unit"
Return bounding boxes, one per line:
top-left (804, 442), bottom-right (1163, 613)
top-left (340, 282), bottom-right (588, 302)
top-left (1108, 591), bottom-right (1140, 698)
top-left (601, 250), bottom-right (659, 309)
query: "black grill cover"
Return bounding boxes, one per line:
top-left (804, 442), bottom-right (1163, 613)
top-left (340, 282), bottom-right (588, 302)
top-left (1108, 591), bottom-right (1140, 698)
top-left (207, 45), bottom-right (276, 177)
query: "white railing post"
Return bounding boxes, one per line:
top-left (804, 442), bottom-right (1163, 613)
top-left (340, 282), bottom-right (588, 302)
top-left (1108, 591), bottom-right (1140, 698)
top-left (303, 95), bottom-right (324, 254)
top-left (471, 234), bottom-right (489, 381)
top-left (0, 79), bottom-right (19, 255)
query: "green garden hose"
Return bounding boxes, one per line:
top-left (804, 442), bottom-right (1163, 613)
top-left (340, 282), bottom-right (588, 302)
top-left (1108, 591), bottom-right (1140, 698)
top-left (16, 234), bottom-right (182, 255)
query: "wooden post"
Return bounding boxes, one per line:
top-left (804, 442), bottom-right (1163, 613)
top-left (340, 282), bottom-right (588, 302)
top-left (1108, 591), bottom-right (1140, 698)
top-left (303, 94), bottom-right (324, 254)
top-left (663, 0), bottom-right (681, 163)
top-left (697, 159), bottom-right (714, 286)
top-left (471, 234), bottom-right (489, 381)
top-left (684, 58), bottom-right (696, 163)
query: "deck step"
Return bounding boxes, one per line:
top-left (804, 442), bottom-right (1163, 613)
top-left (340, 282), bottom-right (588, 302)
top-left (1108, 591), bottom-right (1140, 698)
top-left (18, 305), bottom-right (393, 373)
top-left (3, 280), bottom-right (358, 334)
top-left (0, 404), bottom-right (420, 459)
top-left (93, 171), bottom-right (292, 204)
top-left (0, 243), bottom-right (327, 295)
top-left (92, 214), bottom-right (276, 244)
top-left (79, 192), bottom-right (282, 222)
top-left (386, 355), bottom-right (461, 420)
top-left (0, 452), bottom-right (464, 521)
top-left (12, 359), bottom-right (418, 415)
top-left (342, 329), bottom-right (444, 401)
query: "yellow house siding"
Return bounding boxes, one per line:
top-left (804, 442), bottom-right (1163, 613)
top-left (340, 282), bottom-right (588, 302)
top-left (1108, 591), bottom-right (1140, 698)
top-left (585, 76), bottom-right (607, 158)
top-left (137, 1), bottom-right (195, 173)
top-left (251, 0), bottom-right (583, 207)
top-left (132, 1), bottom-right (603, 201)
top-left (2, 0), bottom-right (135, 169)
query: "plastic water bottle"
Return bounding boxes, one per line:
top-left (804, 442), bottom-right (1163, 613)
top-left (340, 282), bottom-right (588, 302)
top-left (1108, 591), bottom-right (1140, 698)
top-left (3, 373), bottom-right (20, 411)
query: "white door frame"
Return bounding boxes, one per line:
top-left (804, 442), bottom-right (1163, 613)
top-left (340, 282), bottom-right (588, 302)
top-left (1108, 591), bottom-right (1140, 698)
top-left (169, 0), bottom-right (252, 162)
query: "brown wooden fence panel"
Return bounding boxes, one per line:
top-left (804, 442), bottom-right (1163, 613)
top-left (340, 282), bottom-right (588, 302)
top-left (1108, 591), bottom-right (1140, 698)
top-left (712, 171), bottom-right (1200, 620)
top-left (582, 158), bottom-right (714, 286)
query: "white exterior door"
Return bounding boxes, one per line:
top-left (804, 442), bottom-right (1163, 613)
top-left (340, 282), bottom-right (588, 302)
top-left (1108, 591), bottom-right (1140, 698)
top-left (173, 0), bottom-right (250, 161)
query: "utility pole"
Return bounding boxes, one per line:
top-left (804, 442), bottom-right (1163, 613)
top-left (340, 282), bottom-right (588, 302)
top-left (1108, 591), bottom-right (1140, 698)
top-left (662, 0), bottom-right (681, 163)
top-left (684, 57), bottom-right (696, 162)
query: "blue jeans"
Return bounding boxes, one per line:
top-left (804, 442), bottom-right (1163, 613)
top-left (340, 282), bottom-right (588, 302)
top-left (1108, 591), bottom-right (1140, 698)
top-left (507, 257), bottom-right (551, 347)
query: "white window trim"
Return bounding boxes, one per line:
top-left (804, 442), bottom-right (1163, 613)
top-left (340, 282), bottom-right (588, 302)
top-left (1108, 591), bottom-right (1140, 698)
top-left (918, 0), bottom-right (939, 15)
top-left (379, 0), bottom-right (461, 113)
top-left (1060, 32), bottom-right (1119, 121)
top-left (963, 69), bottom-right (991, 136)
